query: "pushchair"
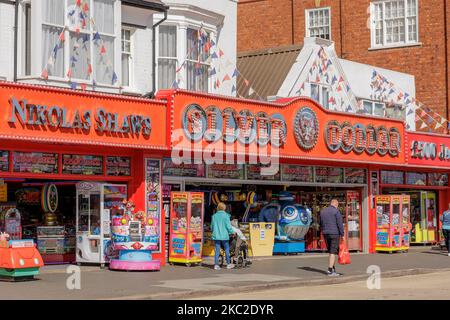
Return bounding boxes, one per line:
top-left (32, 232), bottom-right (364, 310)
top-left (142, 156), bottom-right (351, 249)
top-left (219, 235), bottom-right (252, 268)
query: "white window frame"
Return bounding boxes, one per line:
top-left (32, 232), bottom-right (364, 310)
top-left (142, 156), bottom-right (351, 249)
top-left (185, 27), bottom-right (211, 93)
top-left (155, 19), bottom-right (215, 93)
top-left (121, 26), bottom-right (134, 89)
top-left (305, 7), bottom-right (331, 41)
top-left (309, 83), bottom-right (331, 109)
top-left (26, 0), bottom-right (121, 87)
top-left (361, 99), bottom-right (386, 117)
top-left (157, 24), bottom-right (178, 91)
top-left (370, 0), bottom-right (419, 49)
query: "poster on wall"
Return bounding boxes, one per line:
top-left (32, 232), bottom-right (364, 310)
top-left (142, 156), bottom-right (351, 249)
top-left (62, 154), bottom-right (103, 175)
top-left (281, 165), bottom-right (313, 182)
top-left (163, 158), bottom-right (205, 177)
top-left (246, 164), bottom-right (280, 181)
top-left (207, 164), bottom-right (245, 180)
top-left (315, 167), bottom-right (344, 184)
top-left (345, 168), bottom-right (367, 184)
top-left (146, 159), bottom-right (161, 252)
top-left (428, 173), bottom-right (448, 186)
top-left (13, 152), bottom-right (58, 174)
top-left (0, 151), bottom-right (9, 172)
top-left (106, 156), bottom-right (131, 176)
top-left (405, 172), bottom-right (426, 186)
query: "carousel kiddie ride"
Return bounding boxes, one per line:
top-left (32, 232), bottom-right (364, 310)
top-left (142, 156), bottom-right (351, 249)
top-left (109, 199), bottom-right (161, 271)
top-left (0, 210), bottom-right (44, 281)
top-left (260, 191), bottom-right (312, 254)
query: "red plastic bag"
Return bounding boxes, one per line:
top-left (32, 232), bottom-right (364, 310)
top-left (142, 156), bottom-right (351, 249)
top-left (338, 240), bottom-right (351, 265)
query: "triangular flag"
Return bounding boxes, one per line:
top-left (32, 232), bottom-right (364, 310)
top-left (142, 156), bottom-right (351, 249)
top-left (59, 31), bottom-right (65, 42)
top-left (421, 110), bottom-right (427, 117)
top-left (41, 68), bottom-right (49, 80)
top-left (47, 56), bottom-right (54, 67)
top-left (67, 68), bottom-right (73, 78)
top-left (435, 122), bottom-right (442, 129)
top-left (111, 72), bottom-right (118, 84)
top-left (70, 81), bottom-right (78, 90)
top-left (222, 74), bottom-right (231, 82)
top-left (80, 83), bottom-right (87, 91)
top-left (232, 69), bottom-right (239, 78)
top-left (248, 87), bottom-right (255, 96)
top-left (100, 45), bottom-right (106, 54)
top-left (83, 2), bottom-right (89, 12)
top-left (231, 85), bottom-right (236, 93)
top-left (219, 49), bottom-right (224, 57)
top-left (420, 121), bottom-right (427, 129)
top-left (407, 108), bottom-right (414, 115)
top-left (76, 0), bottom-right (81, 6)
top-left (93, 32), bottom-right (101, 42)
top-left (244, 79), bottom-right (249, 87)
top-left (211, 52), bottom-right (218, 59)
top-left (210, 39), bottom-right (216, 46)
top-left (87, 63), bottom-right (92, 75)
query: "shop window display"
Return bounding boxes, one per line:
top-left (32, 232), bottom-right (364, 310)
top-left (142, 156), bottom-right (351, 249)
top-left (405, 172), bottom-right (426, 185)
top-left (381, 170), bottom-right (404, 184)
top-left (428, 173), bottom-right (448, 186)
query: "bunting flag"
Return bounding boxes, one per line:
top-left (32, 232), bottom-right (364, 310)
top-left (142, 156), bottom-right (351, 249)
top-left (232, 69), bottom-right (239, 78)
top-left (80, 83), bottom-right (87, 91)
top-left (222, 74), bottom-right (231, 82)
top-left (209, 67), bottom-right (216, 76)
top-left (41, 68), bottom-right (49, 80)
top-left (67, 68), bottom-right (73, 78)
top-left (111, 72), bottom-right (118, 85)
top-left (248, 87), bottom-right (255, 96)
top-left (420, 121), bottom-right (427, 130)
top-left (231, 85), bottom-right (236, 93)
top-left (70, 81), bottom-right (78, 90)
top-left (219, 49), bottom-right (224, 57)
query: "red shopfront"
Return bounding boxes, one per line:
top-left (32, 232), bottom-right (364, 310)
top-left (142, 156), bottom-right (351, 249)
top-left (0, 82), bottom-right (169, 264)
top-left (157, 89), bottom-right (406, 254)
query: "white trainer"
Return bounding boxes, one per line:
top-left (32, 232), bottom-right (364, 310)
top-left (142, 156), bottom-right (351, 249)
top-left (226, 264), bottom-right (235, 269)
top-left (214, 265), bottom-right (221, 270)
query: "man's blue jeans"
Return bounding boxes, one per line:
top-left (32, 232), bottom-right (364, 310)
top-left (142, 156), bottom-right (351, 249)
top-left (214, 240), bottom-right (230, 266)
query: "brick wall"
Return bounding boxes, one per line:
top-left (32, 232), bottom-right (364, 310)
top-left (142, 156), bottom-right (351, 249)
top-left (238, 0), bottom-right (450, 120)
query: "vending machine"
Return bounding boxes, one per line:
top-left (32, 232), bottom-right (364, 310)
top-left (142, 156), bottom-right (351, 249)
top-left (75, 182), bottom-right (127, 267)
top-left (375, 195), bottom-right (411, 253)
top-left (169, 192), bottom-right (204, 266)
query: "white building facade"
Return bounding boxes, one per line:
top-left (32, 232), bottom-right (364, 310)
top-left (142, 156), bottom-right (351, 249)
top-left (0, 0), bottom-right (237, 97)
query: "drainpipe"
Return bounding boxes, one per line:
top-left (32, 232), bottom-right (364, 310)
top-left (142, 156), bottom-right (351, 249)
top-left (143, 10), bottom-right (168, 99)
top-left (291, 0), bottom-right (295, 44)
top-left (13, 0), bottom-right (19, 82)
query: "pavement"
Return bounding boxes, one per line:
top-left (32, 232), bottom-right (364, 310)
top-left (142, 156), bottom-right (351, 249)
top-left (1, 246), bottom-right (449, 300)
top-left (193, 270), bottom-right (450, 300)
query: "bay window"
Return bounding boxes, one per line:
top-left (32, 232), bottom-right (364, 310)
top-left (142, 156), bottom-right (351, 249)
top-left (157, 24), bottom-right (212, 93)
top-left (158, 25), bottom-right (177, 90)
top-left (186, 28), bottom-right (210, 92)
top-left (370, 0), bottom-right (419, 48)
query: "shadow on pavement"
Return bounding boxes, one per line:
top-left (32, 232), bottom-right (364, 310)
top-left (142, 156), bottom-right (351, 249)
top-left (297, 266), bottom-right (329, 275)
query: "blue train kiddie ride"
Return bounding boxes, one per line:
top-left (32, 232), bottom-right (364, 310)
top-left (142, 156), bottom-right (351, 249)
top-left (260, 191), bottom-right (312, 254)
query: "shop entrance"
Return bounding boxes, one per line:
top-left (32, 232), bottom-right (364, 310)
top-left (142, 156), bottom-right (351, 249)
top-left (0, 178), bottom-right (128, 264)
top-left (167, 182), bottom-right (364, 253)
top-left (384, 188), bottom-right (438, 244)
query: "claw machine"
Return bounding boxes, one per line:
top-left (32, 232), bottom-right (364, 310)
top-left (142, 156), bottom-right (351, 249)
top-left (375, 195), bottom-right (410, 253)
top-left (75, 182), bottom-right (127, 267)
top-left (169, 192), bottom-right (204, 266)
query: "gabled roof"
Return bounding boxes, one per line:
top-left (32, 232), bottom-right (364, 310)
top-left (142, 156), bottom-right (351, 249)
top-left (237, 44), bottom-right (303, 100)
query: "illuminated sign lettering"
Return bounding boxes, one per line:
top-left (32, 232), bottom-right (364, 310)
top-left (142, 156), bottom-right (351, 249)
top-left (8, 97), bottom-right (151, 138)
top-left (325, 120), bottom-right (401, 157)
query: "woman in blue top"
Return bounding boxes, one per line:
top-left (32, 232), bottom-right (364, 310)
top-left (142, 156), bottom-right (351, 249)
top-left (211, 202), bottom-right (235, 270)
top-left (440, 204), bottom-right (450, 256)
